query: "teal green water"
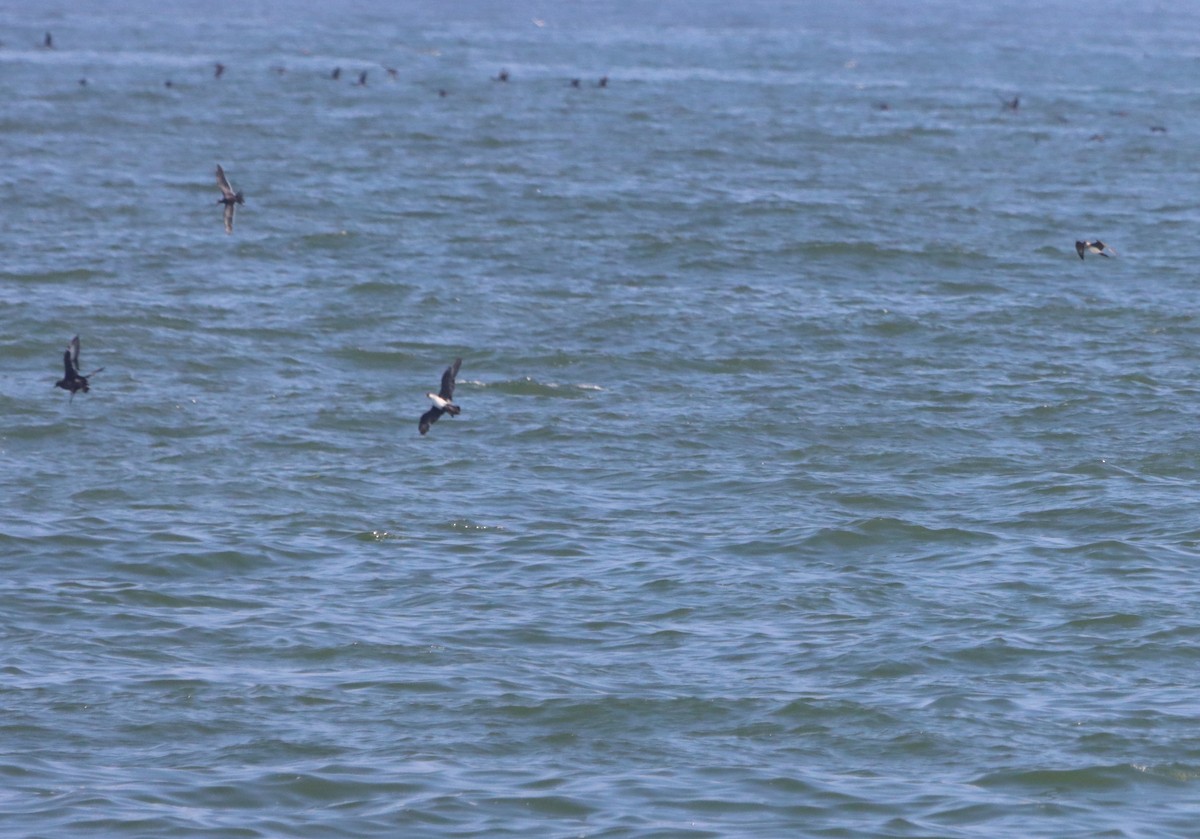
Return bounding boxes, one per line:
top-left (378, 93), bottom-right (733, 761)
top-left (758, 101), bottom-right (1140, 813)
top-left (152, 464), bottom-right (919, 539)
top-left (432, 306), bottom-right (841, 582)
top-left (4, 1), bottom-right (1200, 836)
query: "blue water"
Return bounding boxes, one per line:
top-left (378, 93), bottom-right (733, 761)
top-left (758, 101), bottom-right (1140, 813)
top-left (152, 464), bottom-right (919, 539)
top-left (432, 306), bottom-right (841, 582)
top-left (4, 1), bottom-right (1200, 836)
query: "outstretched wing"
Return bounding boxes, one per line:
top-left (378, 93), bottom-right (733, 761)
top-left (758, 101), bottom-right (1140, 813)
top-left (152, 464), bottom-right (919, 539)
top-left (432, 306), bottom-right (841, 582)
top-left (62, 348), bottom-right (75, 379)
top-left (419, 406), bottom-right (443, 435)
top-left (224, 202), bottom-right (235, 234)
top-left (1075, 241), bottom-right (1086, 260)
top-left (439, 358), bottom-right (462, 400)
top-left (216, 165), bottom-right (236, 200)
top-left (67, 335), bottom-right (81, 374)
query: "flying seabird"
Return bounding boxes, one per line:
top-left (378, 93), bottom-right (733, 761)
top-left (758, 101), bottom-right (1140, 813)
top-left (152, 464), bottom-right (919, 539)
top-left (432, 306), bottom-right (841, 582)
top-left (598, 76), bottom-right (608, 88)
top-left (354, 70), bottom-right (367, 86)
top-left (331, 67), bottom-right (341, 80)
top-left (215, 164), bottom-right (244, 234)
top-left (418, 358), bottom-right (462, 435)
top-left (570, 78), bottom-right (581, 88)
top-left (214, 62), bottom-right (225, 79)
top-left (43, 31), bottom-right (53, 49)
top-left (55, 335), bottom-right (104, 400)
top-left (494, 68), bottom-right (509, 82)
top-left (1075, 240), bottom-right (1116, 259)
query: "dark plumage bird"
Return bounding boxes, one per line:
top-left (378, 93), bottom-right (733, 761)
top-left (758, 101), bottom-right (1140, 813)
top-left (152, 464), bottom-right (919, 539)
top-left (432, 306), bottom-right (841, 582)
top-left (43, 31), bottom-right (53, 49)
top-left (354, 70), bottom-right (368, 86)
top-left (214, 62), bottom-right (225, 79)
top-left (598, 76), bottom-right (608, 88)
top-left (55, 335), bottom-right (104, 400)
top-left (1000, 94), bottom-right (1019, 111)
top-left (1075, 240), bottom-right (1116, 259)
top-left (331, 67), bottom-right (341, 80)
top-left (570, 78), bottom-right (581, 88)
top-left (215, 164), bottom-right (244, 234)
top-left (494, 68), bottom-right (509, 82)
top-left (419, 358), bottom-right (462, 436)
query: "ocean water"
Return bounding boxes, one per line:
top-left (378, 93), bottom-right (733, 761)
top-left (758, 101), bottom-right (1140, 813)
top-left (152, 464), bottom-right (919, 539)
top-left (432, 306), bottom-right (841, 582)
top-left (3, 1), bottom-right (1200, 836)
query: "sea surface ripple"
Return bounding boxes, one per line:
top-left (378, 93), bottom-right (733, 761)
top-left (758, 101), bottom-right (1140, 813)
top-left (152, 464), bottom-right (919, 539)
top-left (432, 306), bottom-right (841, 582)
top-left (3, 1), bottom-right (1200, 836)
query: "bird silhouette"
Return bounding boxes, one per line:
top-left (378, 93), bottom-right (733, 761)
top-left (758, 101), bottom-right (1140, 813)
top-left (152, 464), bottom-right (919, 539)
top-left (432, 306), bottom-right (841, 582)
top-left (419, 358), bottom-right (463, 435)
top-left (55, 335), bottom-right (104, 400)
top-left (215, 164), bottom-right (245, 234)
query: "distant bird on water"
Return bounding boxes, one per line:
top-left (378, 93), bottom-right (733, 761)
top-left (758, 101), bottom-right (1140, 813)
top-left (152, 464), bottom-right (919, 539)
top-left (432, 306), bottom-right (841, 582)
top-left (419, 358), bottom-right (462, 435)
top-left (331, 66), bottom-right (341, 80)
top-left (215, 164), bottom-right (244, 234)
top-left (55, 335), bottom-right (104, 400)
top-left (494, 68), bottom-right (509, 82)
top-left (598, 75), bottom-right (608, 88)
top-left (999, 94), bottom-right (1019, 111)
top-left (1075, 240), bottom-right (1116, 259)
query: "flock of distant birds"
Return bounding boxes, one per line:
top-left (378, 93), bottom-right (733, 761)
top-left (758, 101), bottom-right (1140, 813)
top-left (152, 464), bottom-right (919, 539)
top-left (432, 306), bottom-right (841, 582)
top-left (38, 28), bottom-right (608, 433)
top-left (38, 29), bottom-right (611, 95)
top-left (41, 29), bottom-right (1125, 425)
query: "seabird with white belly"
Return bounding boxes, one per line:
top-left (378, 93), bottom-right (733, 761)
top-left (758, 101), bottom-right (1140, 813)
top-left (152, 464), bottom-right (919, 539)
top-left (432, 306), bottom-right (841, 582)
top-left (419, 358), bottom-right (462, 435)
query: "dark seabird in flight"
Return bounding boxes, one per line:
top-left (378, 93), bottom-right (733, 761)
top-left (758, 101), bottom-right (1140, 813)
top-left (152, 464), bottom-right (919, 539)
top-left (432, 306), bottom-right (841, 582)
top-left (570, 78), bottom-right (581, 88)
top-left (214, 62), bottom-right (225, 79)
top-left (354, 70), bottom-right (368, 86)
top-left (43, 31), bottom-right (53, 48)
top-left (1076, 240), bottom-right (1116, 259)
top-left (419, 358), bottom-right (462, 435)
top-left (215, 164), bottom-right (244, 234)
top-left (385, 67), bottom-right (399, 80)
top-left (331, 66), bottom-right (341, 80)
top-left (55, 335), bottom-right (104, 400)
top-left (999, 94), bottom-right (1019, 111)
top-left (494, 68), bottom-right (509, 82)
top-left (598, 76), bottom-right (608, 88)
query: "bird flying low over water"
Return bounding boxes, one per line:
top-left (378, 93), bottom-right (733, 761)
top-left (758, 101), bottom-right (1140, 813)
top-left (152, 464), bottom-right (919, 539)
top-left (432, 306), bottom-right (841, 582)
top-left (215, 164), bottom-right (244, 234)
top-left (1076, 240), bottom-right (1116, 259)
top-left (55, 335), bottom-right (104, 400)
top-left (419, 358), bottom-right (462, 435)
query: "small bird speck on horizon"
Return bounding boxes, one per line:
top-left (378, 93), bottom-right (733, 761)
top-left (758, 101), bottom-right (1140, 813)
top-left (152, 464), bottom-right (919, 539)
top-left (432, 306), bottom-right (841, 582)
top-left (495, 68), bottom-right (509, 82)
top-left (331, 67), bottom-right (341, 80)
top-left (43, 31), bottom-right (53, 48)
top-left (214, 62), bottom-right (225, 79)
top-left (354, 70), bottom-right (367, 86)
